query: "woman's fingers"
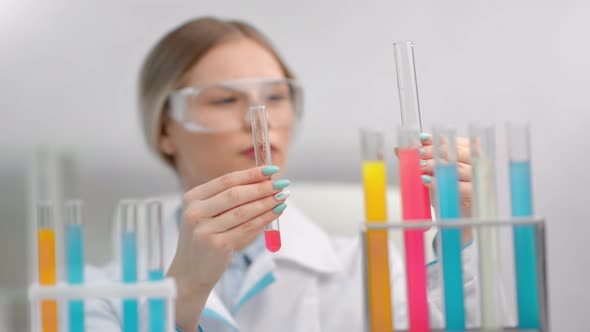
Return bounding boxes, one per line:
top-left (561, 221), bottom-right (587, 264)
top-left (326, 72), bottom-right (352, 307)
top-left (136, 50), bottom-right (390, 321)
top-left (206, 191), bottom-right (289, 233)
top-left (225, 205), bottom-right (287, 248)
top-left (184, 166), bottom-right (280, 202)
top-left (419, 160), bottom-right (471, 182)
top-left (420, 175), bottom-right (473, 215)
top-left (419, 144), bottom-right (470, 163)
top-left (419, 133), bottom-right (433, 146)
top-left (196, 178), bottom-right (288, 217)
top-left (459, 181), bottom-right (473, 219)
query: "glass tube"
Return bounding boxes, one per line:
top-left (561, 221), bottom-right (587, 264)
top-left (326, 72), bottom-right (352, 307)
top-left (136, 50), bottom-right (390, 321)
top-left (470, 125), bottom-right (502, 329)
top-left (37, 201), bottom-right (58, 332)
top-left (64, 200), bottom-right (85, 332)
top-left (393, 41), bottom-right (433, 220)
top-left (146, 201), bottom-right (165, 332)
top-left (433, 126), bottom-right (465, 330)
top-left (120, 200), bottom-right (139, 332)
top-left (508, 123), bottom-right (540, 329)
top-left (393, 41), bottom-right (423, 131)
top-left (359, 128), bottom-right (393, 332)
top-left (397, 127), bottom-right (430, 331)
top-left (250, 105), bottom-right (281, 252)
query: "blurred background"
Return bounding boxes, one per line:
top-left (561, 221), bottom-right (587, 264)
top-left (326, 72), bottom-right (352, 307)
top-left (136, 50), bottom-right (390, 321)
top-left (1, 0), bottom-right (589, 330)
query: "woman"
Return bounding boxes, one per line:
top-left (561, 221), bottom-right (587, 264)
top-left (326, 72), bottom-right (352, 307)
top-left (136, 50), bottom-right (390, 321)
top-left (86, 17), bottom-right (500, 332)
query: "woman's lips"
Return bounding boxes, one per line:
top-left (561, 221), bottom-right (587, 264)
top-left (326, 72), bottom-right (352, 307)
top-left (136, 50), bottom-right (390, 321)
top-left (241, 145), bottom-right (278, 159)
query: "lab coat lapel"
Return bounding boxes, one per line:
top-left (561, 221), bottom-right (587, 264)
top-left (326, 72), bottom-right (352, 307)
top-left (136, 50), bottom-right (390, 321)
top-left (273, 203), bottom-right (342, 274)
top-left (231, 251), bottom-right (276, 313)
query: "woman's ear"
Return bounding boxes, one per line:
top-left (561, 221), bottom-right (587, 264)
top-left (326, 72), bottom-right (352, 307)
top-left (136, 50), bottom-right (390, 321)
top-left (159, 116), bottom-right (177, 157)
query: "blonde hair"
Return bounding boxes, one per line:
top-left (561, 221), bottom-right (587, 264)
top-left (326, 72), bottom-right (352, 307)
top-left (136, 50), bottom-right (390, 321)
top-left (138, 17), bottom-right (295, 167)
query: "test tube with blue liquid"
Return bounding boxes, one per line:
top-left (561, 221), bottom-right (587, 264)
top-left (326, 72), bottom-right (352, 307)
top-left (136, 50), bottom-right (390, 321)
top-left (65, 200), bottom-right (85, 332)
top-left (120, 200), bottom-right (139, 332)
top-left (146, 201), bottom-right (165, 332)
top-left (508, 123), bottom-right (540, 329)
top-left (433, 126), bottom-right (465, 330)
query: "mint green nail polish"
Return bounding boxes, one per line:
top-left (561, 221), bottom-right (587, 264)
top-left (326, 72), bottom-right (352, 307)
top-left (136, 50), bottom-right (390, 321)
top-left (273, 179), bottom-right (291, 189)
top-left (273, 203), bottom-right (288, 214)
top-left (419, 147), bottom-right (426, 156)
top-left (421, 175), bottom-right (432, 184)
top-left (420, 160), bottom-right (428, 167)
top-left (420, 133), bottom-right (431, 141)
top-left (262, 165), bottom-right (280, 176)
top-left (274, 190), bottom-right (290, 201)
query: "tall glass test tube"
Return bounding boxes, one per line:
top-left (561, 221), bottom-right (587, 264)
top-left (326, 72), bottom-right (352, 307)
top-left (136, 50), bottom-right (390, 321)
top-left (360, 129), bottom-right (393, 332)
top-left (37, 202), bottom-right (58, 332)
top-left (433, 126), bottom-right (466, 330)
top-left (250, 105), bottom-right (281, 252)
top-left (393, 41), bottom-right (423, 130)
top-left (120, 200), bottom-right (139, 332)
top-left (147, 201), bottom-right (166, 332)
top-left (65, 200), bottom-right (85, 332)
top-left (393, 41), bottom-right (433, 220)
top-left (508, 123), bottom-right (540, 329)
top-left (470, 125), bottom-right (502, 329)
top-left (397, 127), bottom-right (430, 331)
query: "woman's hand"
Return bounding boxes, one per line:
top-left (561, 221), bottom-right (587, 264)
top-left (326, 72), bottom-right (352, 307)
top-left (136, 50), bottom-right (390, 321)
top-left (418, 133), bottom-right (473, 219)
top-left (166, 166), bottom-right (289, 331)
top-left (400, 133), bottom-right (474, 244)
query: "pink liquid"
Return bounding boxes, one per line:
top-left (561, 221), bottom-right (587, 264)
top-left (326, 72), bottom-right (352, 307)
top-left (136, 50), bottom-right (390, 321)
top-left (264, 230), bottom-right (281, 252)
top-left (399, 148), bottom-right (432, 331)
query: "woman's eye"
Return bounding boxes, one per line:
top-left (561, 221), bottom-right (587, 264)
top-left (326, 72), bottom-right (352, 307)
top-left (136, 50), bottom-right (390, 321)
top-left (211, 97), bottom-right (237, 105)
top-left (267, 93), bottom-right (287, 102)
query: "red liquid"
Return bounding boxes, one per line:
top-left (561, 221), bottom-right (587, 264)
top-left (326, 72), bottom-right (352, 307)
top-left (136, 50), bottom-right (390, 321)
top-left (264, 230), bottom-right (281, 252)
top-left (399, 148), bottom-right (432, 331)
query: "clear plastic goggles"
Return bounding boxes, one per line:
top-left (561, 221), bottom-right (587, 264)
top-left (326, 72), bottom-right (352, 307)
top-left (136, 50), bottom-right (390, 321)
top-left (168, 78), bottom-right (303, 132)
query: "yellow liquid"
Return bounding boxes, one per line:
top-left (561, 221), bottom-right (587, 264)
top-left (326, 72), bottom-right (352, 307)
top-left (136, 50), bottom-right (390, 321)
top-left (362, 161), bottom-right (394, 332)
top-left (38, 229), bottom-right (58, 332)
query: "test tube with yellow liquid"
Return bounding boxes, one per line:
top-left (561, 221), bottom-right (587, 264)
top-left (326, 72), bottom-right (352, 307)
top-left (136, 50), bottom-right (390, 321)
top-left (360, 128), bottom-right (393, 332)
top-left (37, 202), bottom-right (58, 332)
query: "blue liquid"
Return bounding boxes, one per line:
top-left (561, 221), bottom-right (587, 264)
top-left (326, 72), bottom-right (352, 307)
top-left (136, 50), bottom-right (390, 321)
top-left (122, 231), bottom-right (138, 332)
top-left (66, 224), bottom-right (85, 332)
top-left (148, 269), bottom-right (166, 332)
top-left (435, 164), bottom-right (466, 330)
top-left (510, 161), bottom-right (540, 329)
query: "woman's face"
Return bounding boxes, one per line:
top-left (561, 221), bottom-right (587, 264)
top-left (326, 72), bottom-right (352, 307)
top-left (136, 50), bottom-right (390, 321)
top-left (160, 38), bottom-right (293, 190)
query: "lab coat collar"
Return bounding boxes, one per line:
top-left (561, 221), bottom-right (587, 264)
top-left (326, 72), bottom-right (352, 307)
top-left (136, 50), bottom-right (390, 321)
top-left (231, 250), bottom-right (276, 313)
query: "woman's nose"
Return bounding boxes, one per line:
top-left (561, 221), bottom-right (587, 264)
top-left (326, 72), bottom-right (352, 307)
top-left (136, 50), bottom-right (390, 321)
top-left (242, 103), bottom-right (272, 132)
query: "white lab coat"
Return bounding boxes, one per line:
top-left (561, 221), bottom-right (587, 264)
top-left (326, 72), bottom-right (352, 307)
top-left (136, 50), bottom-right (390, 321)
top-left (84, 194), bottom-right (510, 332)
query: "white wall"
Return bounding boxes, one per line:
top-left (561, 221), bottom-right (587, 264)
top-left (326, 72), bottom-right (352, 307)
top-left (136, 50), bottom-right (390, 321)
top-left (1, 0), bottom-right (589, 330)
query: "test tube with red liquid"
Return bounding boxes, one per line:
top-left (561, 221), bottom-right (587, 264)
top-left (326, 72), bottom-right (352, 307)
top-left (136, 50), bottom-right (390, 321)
top-left (250, 105), bottom-right (281, 252)
top-left (394, 41), bottom-right (432, 330)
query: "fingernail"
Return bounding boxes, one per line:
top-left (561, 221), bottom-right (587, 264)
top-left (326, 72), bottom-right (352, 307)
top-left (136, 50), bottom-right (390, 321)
top-left (420, 160), bottom-right (428, 168)
top-left (262, 165), bottom-right (280, 176)
top-left (273, 179), bottom-right (291, 189)
top-left (273, 203), bottom-right (288, 214)
top-left (274, 190), bottom-right (291, 201)
top-left (420, 133), bottom-right (431, 141)
top-left (419, 147), bottom-right (426, 156)
top-left (421, 175), bottom-right (432, 184)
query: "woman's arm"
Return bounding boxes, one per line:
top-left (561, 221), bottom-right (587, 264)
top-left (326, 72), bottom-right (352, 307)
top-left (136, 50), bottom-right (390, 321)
top-left (166, 166), bottom-right (289, 331)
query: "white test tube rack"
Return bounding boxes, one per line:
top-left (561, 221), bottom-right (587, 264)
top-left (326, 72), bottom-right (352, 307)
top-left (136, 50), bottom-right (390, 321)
top-left (28, 278), bottom-right (177, 332)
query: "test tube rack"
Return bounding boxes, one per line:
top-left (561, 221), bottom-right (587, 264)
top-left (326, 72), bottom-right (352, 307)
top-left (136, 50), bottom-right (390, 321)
top-left (28, 278), bottom-right (177, 332)
top-left (361, 218), bottom-right (550, 332)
